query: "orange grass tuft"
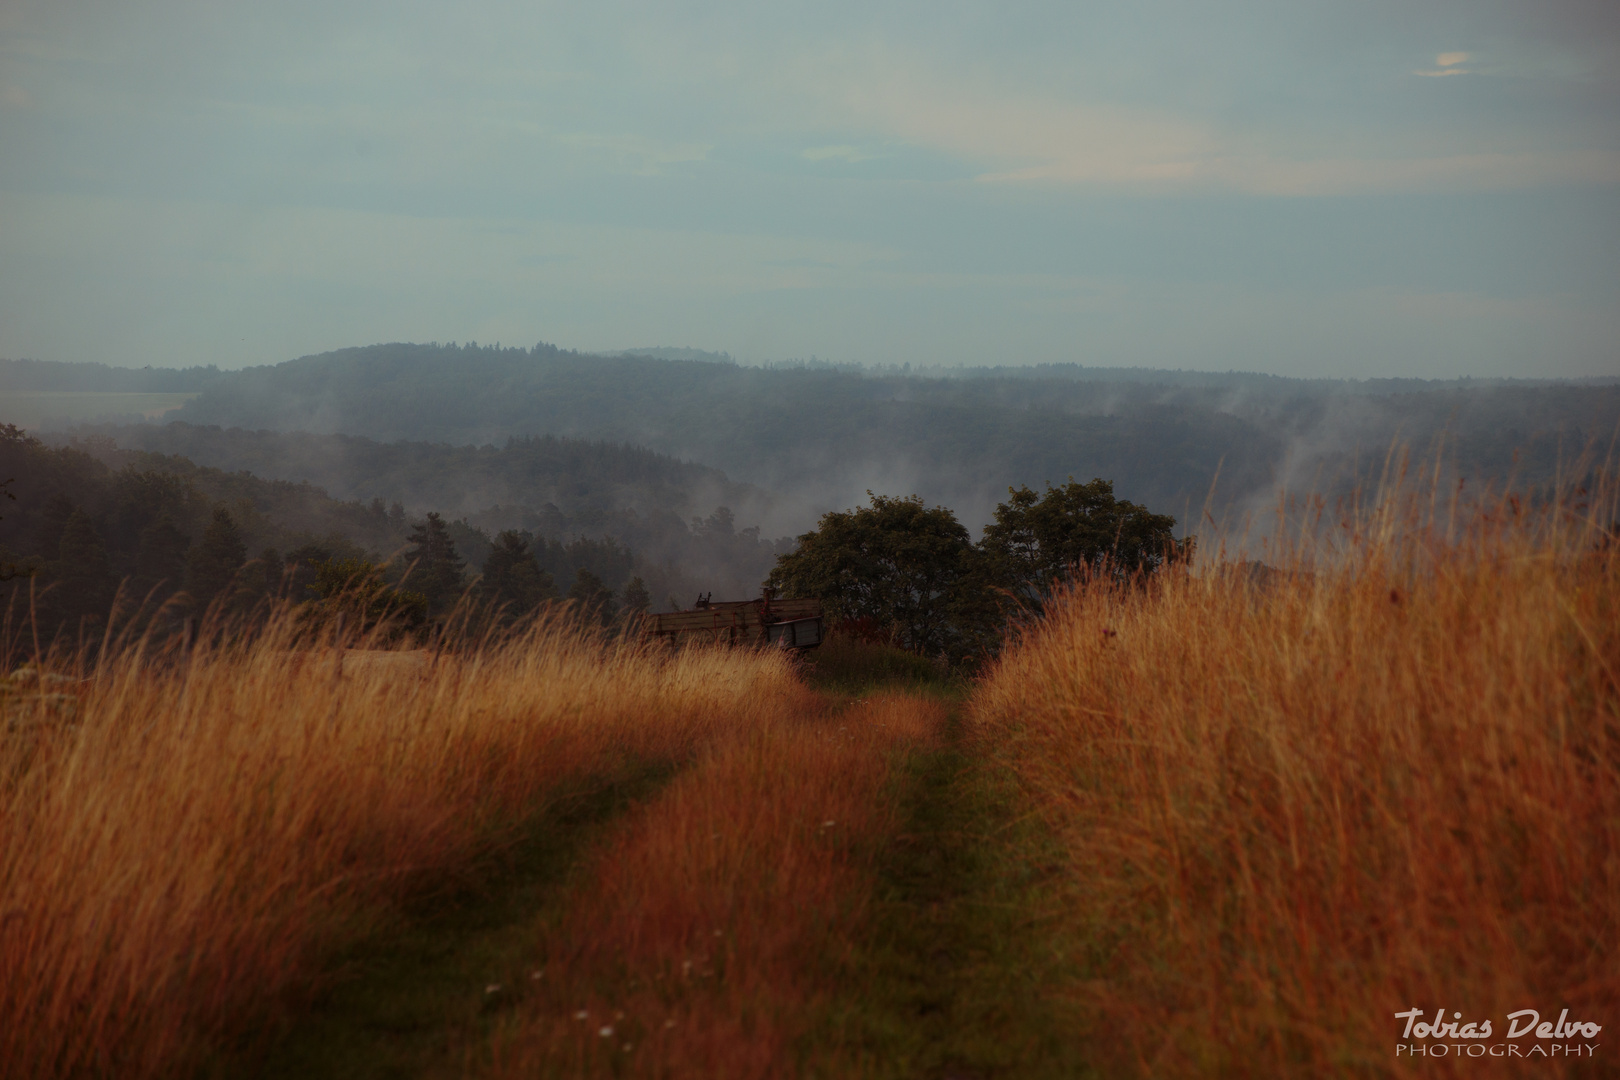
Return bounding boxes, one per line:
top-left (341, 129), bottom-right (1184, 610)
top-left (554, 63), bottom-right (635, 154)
top-left (0, 612), bottom-right (811, 1079)
top-left (970, 480), bottom-right (1620, 1077)
top-left (486, 692), bottom-right (946, 1079)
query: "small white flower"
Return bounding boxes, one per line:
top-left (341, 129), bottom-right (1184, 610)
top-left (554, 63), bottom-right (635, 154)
top-left (599, 1025), bottom-right (614, 1038)
top-left (530, 969), bottom-right (544, 980)
top-left (484, 984), bottom-right (501, 995)
top-left (822, 820), bottom-right (835, 827)
top-left (575, 1010), bottom-right (589, 1020)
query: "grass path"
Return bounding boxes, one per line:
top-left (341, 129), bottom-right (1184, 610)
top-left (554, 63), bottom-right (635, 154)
top-left (215, 765), bottom-right (676, 1080)
top-left (214, 675), bottom-right (1083, 1078)
top-left (808, 705), bottom-right (1091, 1079)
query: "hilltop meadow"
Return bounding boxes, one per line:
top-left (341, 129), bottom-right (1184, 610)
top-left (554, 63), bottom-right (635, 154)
top-left (1, 457), bottom-right (1614, 1078)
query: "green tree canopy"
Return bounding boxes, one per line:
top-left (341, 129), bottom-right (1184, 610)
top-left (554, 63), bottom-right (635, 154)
top-left (479, 530), bottom-right (559, 618)
top-left (403, 511), bottom-right (467, 614)
top-left (309, 557), bottom-right (428, 630)
top-left (765, 492), bottom-right (993, 655)
top-left (980, 477), bottom-right (1186, 611)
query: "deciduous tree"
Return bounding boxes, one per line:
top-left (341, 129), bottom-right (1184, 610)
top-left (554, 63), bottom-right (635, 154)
top-left (765, 493), bottom-right (994, 655)
top-left (980, 477), bottom-right (1187, 611)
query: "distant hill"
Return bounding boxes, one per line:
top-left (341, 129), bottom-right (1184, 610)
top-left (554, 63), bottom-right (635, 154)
top-left (23, 343), bottom-right (1620, 539)
top-left (0, 357), bottom-right (224, 393)
top-left (142, 342), bottom-right (1283, 530)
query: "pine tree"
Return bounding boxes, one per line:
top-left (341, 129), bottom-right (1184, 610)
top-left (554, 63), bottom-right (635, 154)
top-left (479, 531), bottom-right (558, 617)
top-left (404, 511), bottom-right (466, 614)
top-left (621, 575), bottom-right (650, 615)
top-left (186, 506), bottom-right (247, 611)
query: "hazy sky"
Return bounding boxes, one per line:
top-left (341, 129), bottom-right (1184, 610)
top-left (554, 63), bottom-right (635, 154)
top-left (2, 0), bottom-right (1617, 377)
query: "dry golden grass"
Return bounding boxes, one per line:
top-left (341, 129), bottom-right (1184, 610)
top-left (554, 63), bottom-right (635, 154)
top-left (971, 480), bottom-right (1620, 1076)
top-left (0, 612), bottom-right (812, 1079)
top-left (484, 692), bottom-right (946, 1079)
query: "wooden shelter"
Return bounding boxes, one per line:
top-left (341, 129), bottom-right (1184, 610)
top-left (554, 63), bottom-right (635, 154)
top-left (646, 595), bottom-right (823, 649)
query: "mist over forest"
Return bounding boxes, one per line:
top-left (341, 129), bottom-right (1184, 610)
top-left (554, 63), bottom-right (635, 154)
top-left (3, 344), bottom-right (1616, 613)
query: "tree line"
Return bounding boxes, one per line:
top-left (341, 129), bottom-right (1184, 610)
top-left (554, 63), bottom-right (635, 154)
top-left (0, 426), bottom-right (667, 649)
top-left (767, 480), bottom-right (1190, 662)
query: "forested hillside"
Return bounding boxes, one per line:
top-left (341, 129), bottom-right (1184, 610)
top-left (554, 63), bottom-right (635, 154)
top-left (15, 344), bottom-right (1617, 543)
top-left (0, 427), bottom-right (749, 645)
top-left (109, 342), bottom-right (1275, 525)
top-left (65, 424), bottom-right (764, 523)
top-left (152, 343), bottom-right (1620, 530)
top-left (45, 424), bottom-right (790, 602)
top-left (0, 358), bottom-right (225, 393)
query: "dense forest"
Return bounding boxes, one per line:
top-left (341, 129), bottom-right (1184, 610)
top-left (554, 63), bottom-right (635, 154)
top-left (44, 425), bottom-right (791, 601)
top-left (0, 426), bottom-right (749, 646)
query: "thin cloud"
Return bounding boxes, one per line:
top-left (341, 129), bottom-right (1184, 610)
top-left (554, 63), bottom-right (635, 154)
top-left (773, 46), bottom-right (1612, 195)
top-left (1415, 51), bottom-right (1474, 77)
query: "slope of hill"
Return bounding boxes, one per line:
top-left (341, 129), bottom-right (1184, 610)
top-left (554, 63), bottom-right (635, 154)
top-left (154, 342), bottom-right (1284, 529)
top-left (48, 424), bottom-right (790, 601)
top-left (21, 343), bottom-right (1619, 540)
top-left (69, 423), bottom-right (768, 525)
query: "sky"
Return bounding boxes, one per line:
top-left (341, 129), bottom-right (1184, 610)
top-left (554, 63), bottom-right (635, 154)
top-left (1, 0), bottom-right (1617, 378)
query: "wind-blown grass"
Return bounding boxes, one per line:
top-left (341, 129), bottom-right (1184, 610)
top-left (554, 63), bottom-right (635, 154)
top-left (971, 476), bottom-right (1620, 1076)
top-left (0, 612), bottom-right (811, 1078)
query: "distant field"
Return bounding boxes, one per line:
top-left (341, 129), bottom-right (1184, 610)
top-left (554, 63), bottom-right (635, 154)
top-left (0, 391), bottom-right (197, 429)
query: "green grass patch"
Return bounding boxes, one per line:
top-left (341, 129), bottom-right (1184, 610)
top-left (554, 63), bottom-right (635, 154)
top-left (804, 710), bottom-right (1094, 1079)
top-left (803, 634), bottom-right (967, 701)
top-left (209, 760), bottom-right (677, 1080)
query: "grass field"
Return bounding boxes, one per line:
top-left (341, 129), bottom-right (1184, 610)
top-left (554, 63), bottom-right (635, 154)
top-left (1, 475), bottom-right (1614, 1078)
top-left (972, 480), bottom-right (1619, 1077)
